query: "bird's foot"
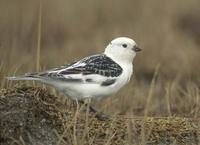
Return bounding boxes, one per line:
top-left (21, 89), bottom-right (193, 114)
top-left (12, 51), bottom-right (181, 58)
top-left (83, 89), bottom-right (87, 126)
top-left (89, 106), bottom-right (110, 121)
top-left (77, 100), bottom-right (110, 121)
top-left (94, 113), bottom-right (110, 121)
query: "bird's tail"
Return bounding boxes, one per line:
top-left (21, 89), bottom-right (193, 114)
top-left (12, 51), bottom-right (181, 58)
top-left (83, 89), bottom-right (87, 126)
top-left (6, 74), bottom-right (41, 81)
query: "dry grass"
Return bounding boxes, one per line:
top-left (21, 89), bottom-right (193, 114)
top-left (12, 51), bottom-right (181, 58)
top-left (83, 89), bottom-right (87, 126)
top-left (0, 0), bottom-right (200, 144)
top-left (1, 87), bottom-right (200, 145)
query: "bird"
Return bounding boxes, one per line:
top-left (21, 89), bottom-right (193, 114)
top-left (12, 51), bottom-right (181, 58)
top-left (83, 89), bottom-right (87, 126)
top-left (7, 37), bottom-right (141, 120)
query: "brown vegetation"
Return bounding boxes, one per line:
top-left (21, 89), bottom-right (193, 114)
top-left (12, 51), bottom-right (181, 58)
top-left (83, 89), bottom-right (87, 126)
top-left (1, 87), bottom-right (200, 145)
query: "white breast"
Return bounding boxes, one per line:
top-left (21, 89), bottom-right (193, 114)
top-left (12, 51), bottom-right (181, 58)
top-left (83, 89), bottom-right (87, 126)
top-left (116, 62), bottom-right (133, 89)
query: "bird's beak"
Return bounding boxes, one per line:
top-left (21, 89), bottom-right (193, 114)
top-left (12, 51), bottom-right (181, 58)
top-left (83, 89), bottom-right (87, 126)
top-left (132, 46), bottom-right (142, 52)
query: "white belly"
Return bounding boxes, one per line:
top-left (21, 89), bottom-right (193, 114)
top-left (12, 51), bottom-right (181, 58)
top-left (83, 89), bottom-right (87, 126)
top-left (62, 83), bottom-right (118, 100)
top-left (59, 64), bottom-right (133, 100)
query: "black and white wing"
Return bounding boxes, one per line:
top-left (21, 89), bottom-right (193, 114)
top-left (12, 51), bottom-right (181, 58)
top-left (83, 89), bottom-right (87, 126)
top-left (8, 54), bottom-right (123, 85)
top-left (58, 54), bottom-right (122, 77)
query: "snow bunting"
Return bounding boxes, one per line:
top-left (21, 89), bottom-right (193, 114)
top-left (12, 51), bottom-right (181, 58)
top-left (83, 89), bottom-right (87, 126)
top-left (7, 37), bottom-right (141, 101)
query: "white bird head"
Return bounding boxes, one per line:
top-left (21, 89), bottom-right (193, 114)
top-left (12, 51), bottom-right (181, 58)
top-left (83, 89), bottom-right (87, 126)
top-left (104, 37), bottom-right (141, 63)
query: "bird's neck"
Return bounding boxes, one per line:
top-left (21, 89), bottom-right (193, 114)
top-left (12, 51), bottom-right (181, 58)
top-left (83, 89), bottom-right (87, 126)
top-left (104, 51), bottom-right (134, 66)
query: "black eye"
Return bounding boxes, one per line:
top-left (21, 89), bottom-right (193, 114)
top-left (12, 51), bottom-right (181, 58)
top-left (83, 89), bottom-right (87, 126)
top-left (122, 44), bottom-right (127, 48)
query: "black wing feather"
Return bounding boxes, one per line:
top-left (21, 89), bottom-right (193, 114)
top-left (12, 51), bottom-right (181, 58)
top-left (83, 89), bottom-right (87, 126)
top-left (31, 54), bottom-right (123, 81)
top-left (59, 54), bottom-right (123, 77)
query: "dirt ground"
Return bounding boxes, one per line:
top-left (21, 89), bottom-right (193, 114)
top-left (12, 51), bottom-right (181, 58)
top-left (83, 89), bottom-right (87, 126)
top-left (0, 86), bottom-right (200, 145)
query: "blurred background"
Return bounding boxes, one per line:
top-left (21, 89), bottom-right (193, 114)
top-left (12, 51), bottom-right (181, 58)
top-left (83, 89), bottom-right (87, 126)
top-left (0, 0), bottom-right (200, 116)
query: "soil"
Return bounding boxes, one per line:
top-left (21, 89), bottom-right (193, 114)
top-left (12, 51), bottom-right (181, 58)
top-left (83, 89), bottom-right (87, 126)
top-left (0, 86), bottom-right (200, 145)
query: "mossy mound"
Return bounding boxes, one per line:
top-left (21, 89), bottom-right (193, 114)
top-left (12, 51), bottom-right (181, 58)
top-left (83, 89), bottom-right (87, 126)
top-left (0, 87), bottom-right (200, 145)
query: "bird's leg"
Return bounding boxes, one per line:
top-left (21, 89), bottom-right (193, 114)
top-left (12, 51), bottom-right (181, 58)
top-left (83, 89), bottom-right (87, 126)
top-left (94, 111), bottom-right (110, 121)
top-left (78, 100), bottom-right (85, 105)
top-left (78, 99), bottom-right (110, 121)
top-left (78, 100), bottom-right (98, 113)
top-left (87, 99), bottom-right (110, 121)
top-left (77, 100), bottom-right (87, 112)
top-left (88, 106), bottom-right (98, 113)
